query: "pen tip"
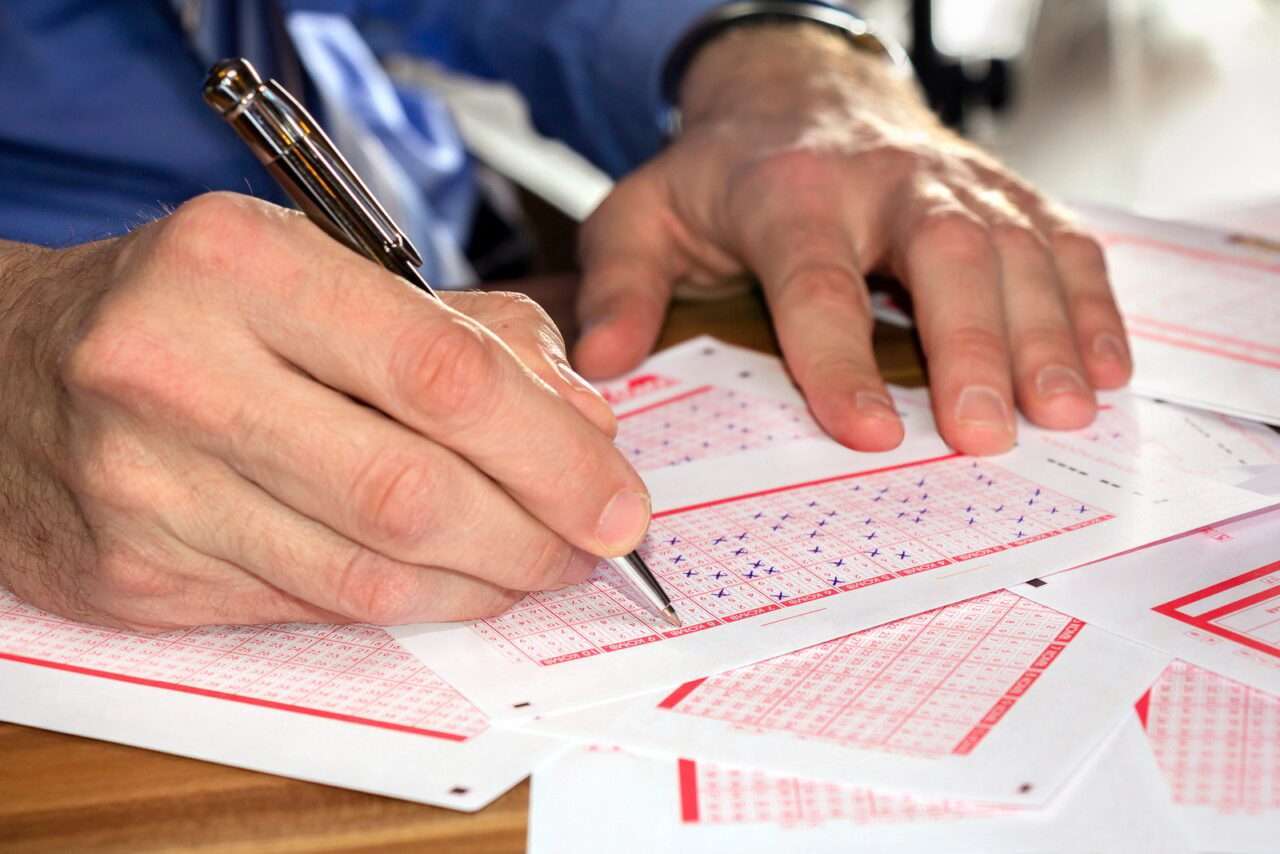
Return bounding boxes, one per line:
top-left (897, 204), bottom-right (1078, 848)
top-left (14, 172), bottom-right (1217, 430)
top-left (662, 606), bottom-right (682, 628)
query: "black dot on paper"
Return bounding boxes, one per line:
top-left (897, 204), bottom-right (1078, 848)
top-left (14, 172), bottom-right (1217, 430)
top-left (1019, 783), bottom-right (1033, 794)
top-left (1026, 578), bottom-right (1047, 588)
top-left (450, 786), bottom-right (470, 796)
top-left (513, 701), bottom-right (531, 709)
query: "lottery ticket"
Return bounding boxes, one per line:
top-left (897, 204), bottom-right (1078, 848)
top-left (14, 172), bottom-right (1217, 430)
top-left (893, 380), bottom-right (1280, 491)
top-left (394, 421), bottom-right (1271, 720)
top-left (0, 589), bottom-right (557, 810)
top-left (1077, 205), bottom-right (1280, 424)
top-left (1143, 660), bottom-right (1280, 853)
top-left (1021, 509), bottom-right (1280, 696)
top-left (527, 717), bottom-right (1191, 854)
top-left (523, 591), bottom-right (1168, 804)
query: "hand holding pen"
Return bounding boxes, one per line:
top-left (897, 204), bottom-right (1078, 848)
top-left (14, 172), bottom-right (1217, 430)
top-left (203, 59), bottom-right (679, 626)
top-left (0, 64), bottom-right (666, 633)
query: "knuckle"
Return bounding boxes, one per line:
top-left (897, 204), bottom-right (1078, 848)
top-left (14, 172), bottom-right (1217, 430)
top-left (935, 325), bottom-right (1009, 367)
top-left (469, 588), bottom-right (525, 620)
top-left (350, 453), bottom-right (441, 548)
top-left (988, 222), bottom-right (1047, 256)
top-left (778, 264), bottom-right (873, 325)
top-left (491, 290), bottom-right (551, 324)
top-left (514, 536), bottom-right (575, 591)
top-left (395, 318), bottom-right (500, 422)
top-left (71, 432), bottom-right (147, 507)
top-left (558, 432), bottom-right (626, 505)
top-left (150, 192), bottom-right (263, 270)
top-left (490, 291), bottom-right (567, 354)
top-left (62, 301), bottom-right (173, 402)
top-left (1010, 324), bottom-right (1078, 362)
top-left (332, 549), bottom-right (421, 625)
top-left (857, 144), bottom-right (923, 177)
top-left (733, 149), bottom-right (830, 189)
top-left (912, 212), bottom-right (994, 266)
top-left (1070, 289), bottom-right (1123, 322)
top-left (1050, 230), bottom-right (1108, 270)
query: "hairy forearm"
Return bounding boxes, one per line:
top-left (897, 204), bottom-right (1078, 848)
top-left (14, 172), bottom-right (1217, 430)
top-left (0, 239), bottom-right (96, 611)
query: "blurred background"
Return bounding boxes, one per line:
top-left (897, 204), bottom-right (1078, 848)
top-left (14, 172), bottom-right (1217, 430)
top-left (408, 0), bottom-right (1280, 247)
top-left (867, 0), bottom-right (1280, 220)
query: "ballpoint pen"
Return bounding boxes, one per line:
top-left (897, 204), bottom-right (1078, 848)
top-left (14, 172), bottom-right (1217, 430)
top-left (202, 58), bottom-right (681, 628)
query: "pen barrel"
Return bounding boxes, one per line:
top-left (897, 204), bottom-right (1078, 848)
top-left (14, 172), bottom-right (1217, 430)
top-left (203, 58), bottom-right (434, 295)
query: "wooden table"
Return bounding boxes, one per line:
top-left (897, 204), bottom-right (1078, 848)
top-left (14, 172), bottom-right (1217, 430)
top-left (0, 277), bottom-right (924, 853)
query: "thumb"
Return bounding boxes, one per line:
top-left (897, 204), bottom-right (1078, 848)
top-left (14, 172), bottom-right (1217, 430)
top-left (573, 176), bottom-right (677, 379)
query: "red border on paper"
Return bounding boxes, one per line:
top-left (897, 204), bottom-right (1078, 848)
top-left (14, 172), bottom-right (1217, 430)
top-left (1151, 559), bottom-right (1280, 659)
top-left (616, 384), bottom-right (715, 420)
top-left (653, 452), bottom-right (962, 519)
top-left (0, 651), bottom-right (469, 742)
top-left (678, 758), bottom-right (701, 823)
top-left (1100, 232), bottom-right (1280, 370)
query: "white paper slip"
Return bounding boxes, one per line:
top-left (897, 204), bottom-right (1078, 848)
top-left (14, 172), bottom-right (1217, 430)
top-left (522, 590), bottom-right (1169, 804)
top-left (1235, 464), bottom-right (1280, 497)
top-left (1076, 204), bottom-right (1280, 424)
top-left (0, 590), bottom-right (557, 811)
top-left (393, 428), bottom-right (1272, 721)
top-left (1143, 661), bottom-right (1280, 854)
top-left (1028, 393), bottom-right (1280, 488)
top-left (527, 716), bottom-right (1191, 854)
top-left (1018, 509), bottom-right (1280, 696)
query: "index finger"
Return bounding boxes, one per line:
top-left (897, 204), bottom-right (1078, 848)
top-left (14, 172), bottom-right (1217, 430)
top-left (234, 218), bottom-right (652, 558)
top-left (729, 187), bottom-right (904, 452)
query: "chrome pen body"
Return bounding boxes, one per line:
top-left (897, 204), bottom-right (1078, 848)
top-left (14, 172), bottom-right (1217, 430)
top-left (202, 58), bottom-right (433, 294)
top-left (201, 58), bottom-right (680, 627)
top-left (606, 554), bottom-right (680, 628)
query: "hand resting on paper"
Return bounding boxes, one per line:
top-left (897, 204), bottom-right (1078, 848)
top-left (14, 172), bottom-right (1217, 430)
top-left (0, 193), bottom-right (645, 631)
top-left (574, 23), bottom-right (1133, 457)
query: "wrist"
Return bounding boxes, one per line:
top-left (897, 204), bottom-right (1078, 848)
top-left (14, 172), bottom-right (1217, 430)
top-left (678, 22), bottom-right (933, 131)
top-left (0, 241), bottom-right (97, 463)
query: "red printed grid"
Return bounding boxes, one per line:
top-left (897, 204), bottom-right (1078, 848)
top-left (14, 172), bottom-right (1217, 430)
top-left (473, 456), bottom-right (1108, 666)
top-left (0, 589), bottom-right (487, 741)
top-left (1145, 661), bottom-right (1280, 815)
top-left (1102, 234), bottom-right (1280, 370)
top-left (615, 385), bottom-right (823, 471)
top-left (678, 758), bottom-right (1017, 827)
top-left (471, 455), bottom-right (1109, 668)
top-left (663, 591), bottom-right (1083, 757)
top-left (1153, 559), bottom-right (1280, 659)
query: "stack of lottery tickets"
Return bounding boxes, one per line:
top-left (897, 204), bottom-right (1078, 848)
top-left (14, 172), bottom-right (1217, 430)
top-left (3, 207), bottom-right (1280, 853)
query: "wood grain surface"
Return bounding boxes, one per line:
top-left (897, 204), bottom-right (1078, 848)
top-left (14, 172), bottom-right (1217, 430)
top-left (0, 277), bottom-right (925, 853)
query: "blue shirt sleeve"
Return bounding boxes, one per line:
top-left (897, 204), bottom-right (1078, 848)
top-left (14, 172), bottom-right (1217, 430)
top-left (328, 0), bottom-right (732, 177)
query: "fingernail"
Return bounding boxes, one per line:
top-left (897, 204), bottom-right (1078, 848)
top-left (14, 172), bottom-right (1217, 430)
top-left (855, 391), bottom-right (899, 421)
top-left (1035, 364), bottom-right (1089, 399)
top-left (596, 490), bottom-right (651, 553)
top-left (1092, 333), bottom-right (1128, 363)
top-left (553, 359), bottom-right (602, 397)
top-left (559, 549), bottom-right (600, 586)
top-left (955, 385), bottom-right (1012, 432)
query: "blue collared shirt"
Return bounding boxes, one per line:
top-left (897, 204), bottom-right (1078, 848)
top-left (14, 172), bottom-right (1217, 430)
top-left (0, 1), bottom-right (851, 283)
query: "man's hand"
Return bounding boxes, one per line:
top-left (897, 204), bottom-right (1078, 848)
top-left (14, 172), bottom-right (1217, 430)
top-left (0, 193), bottom-right (646, 631)
top-left (574, 23), bottom-right (1131, 456)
